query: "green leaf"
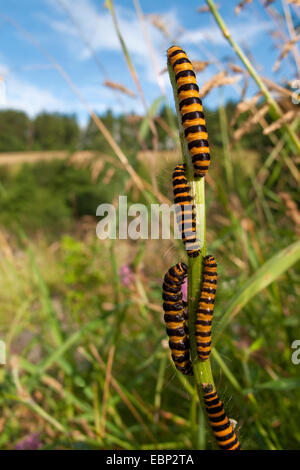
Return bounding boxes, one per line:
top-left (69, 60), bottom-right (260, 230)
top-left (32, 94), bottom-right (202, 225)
top-left (35, 319), bottom-right (103, 375)
top-left (215, 240), bottom-right (300, 341)
top-left (249, 337), bottom-right (264, 352)
top-left (139, 96), bottom-right (164, 140)
top-left (244, 378), bottom-right (300, 393)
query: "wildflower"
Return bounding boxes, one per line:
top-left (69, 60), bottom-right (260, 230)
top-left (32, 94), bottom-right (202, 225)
top-left (15, 433), bottom-right (42, 450)
top-left (119, 264), bottom-right (135, 288)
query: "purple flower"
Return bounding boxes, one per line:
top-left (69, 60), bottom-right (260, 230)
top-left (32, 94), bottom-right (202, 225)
top-left (119, 264), bottom-right (135, 288)
top-left (181, 277), bottom-right (188, 303)
top-left (15, 433), bottom-right (42, 450)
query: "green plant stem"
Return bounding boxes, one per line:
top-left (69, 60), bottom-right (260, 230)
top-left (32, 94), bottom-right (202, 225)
top-left (106, 0), bottom-right (158, 148)
top-left (218, 87), bottom-right (233, 187)
top-left (167, 58), bottom-right (215, 444)
top-left (205, 0), bottom-right (300, 154)
top-left (154, 355), bottom-right (167, 422)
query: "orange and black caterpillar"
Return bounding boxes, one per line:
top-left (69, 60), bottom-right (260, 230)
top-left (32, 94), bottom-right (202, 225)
top-left (162, 262), bottom-right (193, 376)
top-left (202, 383), bottom-right (241, 450)
top-left (167, 45), bottom-right (210, 178)
top-left (173, 164), bottom-right (200, 258)
top-left (196, 255), bottom-right (217, 361)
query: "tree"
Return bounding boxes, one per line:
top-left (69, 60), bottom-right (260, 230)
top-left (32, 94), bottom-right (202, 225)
top-left (0, 110), bottom-right (31, 151)
top-left (33, 113), bottom-right (80, 150)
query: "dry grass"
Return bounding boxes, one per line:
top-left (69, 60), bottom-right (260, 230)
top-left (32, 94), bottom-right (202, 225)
top-left (0, 151), bottom-right (68, 166)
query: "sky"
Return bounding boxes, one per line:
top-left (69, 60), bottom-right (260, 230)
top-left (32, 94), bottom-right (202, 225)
top-left (0, 0), bottom-right (298, 126)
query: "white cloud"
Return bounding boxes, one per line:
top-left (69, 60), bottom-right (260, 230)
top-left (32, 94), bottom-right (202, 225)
top-left (0, 0), bottom-right (272, 122)
top-left (46, 0), bottom-right (271, 92)
top-left (0, 61), bottom-right (145, 126)
top-left (48, 0), bottom-right (145, 58)
top-left (0, 64), bottom-right (68, 116)
top-left (181, 20), bottom-right (271, 47)
top-left (46, 0), bottom-right (172, 88)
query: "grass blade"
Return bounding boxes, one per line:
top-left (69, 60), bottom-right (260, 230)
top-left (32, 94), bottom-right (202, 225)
top-left (244, 378), bottom-right (300, 393)
top-left (215, 240), bottom-right (300, 341)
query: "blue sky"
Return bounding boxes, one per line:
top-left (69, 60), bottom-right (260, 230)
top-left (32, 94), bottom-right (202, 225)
top-left (0, 0), bottom-right (297, 125)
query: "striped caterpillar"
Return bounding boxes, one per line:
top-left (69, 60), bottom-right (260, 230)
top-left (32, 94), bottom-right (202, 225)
top-left (167, 45), bottom-right (210, 178)
top-left (196, 255), bottom-right (217, 361)
top-left (202, 383), bottom-right (241, 450)
top-left (162, 262), bottom-right (193, 376)
top-left (172, 164), bottom-right (200, 258)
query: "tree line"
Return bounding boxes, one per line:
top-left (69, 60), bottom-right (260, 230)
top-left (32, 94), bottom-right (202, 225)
top-left (0, 103), bottom-right (269, 154)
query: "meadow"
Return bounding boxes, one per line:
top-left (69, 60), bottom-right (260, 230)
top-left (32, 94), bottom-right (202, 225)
top-left (0, 0), bottom-right (300, 450)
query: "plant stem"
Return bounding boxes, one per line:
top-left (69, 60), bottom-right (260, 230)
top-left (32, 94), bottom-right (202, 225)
top-left (218, 87), bottom-right (233, 187)
top-left (167, 59), bottom-right (215, 415)
top-left (106, 0), bottom-right (158, 150)
top-left (205, 0), bottom-right (300, 154)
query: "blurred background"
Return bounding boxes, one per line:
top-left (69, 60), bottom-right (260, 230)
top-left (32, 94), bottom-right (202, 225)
top-left (0, 0), bottom-right (300, 450)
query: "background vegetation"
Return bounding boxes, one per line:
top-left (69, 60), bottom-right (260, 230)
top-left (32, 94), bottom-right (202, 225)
top-left (0, 0), bottom-right (300, 450)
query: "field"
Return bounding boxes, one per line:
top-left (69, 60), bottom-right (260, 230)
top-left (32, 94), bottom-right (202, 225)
top-left (0, 0), bottom-right (300, 451)
top-left (0, 151), bottom-right (69, 166)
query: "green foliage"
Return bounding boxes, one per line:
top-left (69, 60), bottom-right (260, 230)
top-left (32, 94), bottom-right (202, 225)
top-left (0, 217), bottom-right (299, 450)
top-left (0, 160), bottom-right (113, 234)
top-left (33, 113), bottom-right (80, 150)
top-left (0, 111), bottom-right (80, 152)
top-left (0, 110), bottom-right (31, 151)
top-left (0, 105), bottom-right (272, 156)
top-left (0, 96), bottom-right (300, 450)
top-left (0, 101), bottom-right (299, 448)
top-left (83, 110), bottom-right (140, 158)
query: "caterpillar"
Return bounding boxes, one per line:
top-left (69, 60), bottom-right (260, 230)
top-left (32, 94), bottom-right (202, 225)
top-left (162, 262), bottom-right (193, 376)
top-left (202, 383), bottom-right (241, 450)
top-left (173, 164), bottom-right (200, 258)
top-left (167, 45), bottom-right (210, 178)
top-left (196, 255), bottom-right (217, 361)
